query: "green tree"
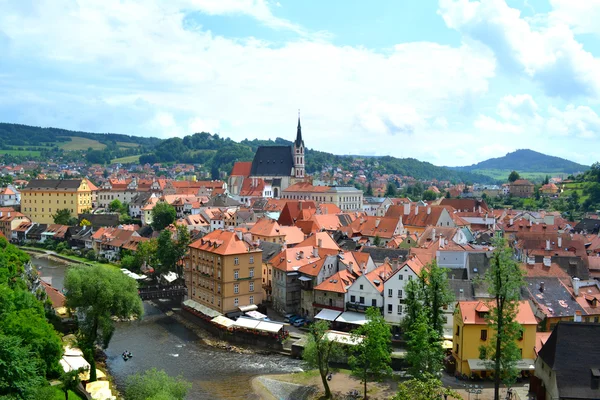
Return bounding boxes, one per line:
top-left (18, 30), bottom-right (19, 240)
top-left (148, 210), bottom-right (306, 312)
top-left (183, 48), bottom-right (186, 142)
top-left (365, 183), bottom-right (373, 196)
top-left (136, 239), bottom-right (159, 271)
top-left (508, 171), bottom-right (520, 183)
top-left (372, 235), bottom-right (382, 247)
top-left (405, 309), bottom-right (443, 380)
top-left (124, 368), bottom-right (191, 400)
top-left (65, 265), bottom-right (143, 381)
top-left (393, 374), bottom-right (462, 400)
top-left (151, 202), bottom-right (177, 231)
top-left (109, 199), bottom-right (123, 212)
top-left (480, 238), bottom-right (525, 400)
top-left (156, 225), bottom-right (191, 276)
top-left (349, 307), bottom-right (392, 400)
top-left (59, 368), bottom-right (85, 400)
top-left (445, 190), bottom-right (451, 199)
top-left (53, 208), bottom-right (78, 225)
top-left (79, 218), bottom-right (92, 227)
top-left (303, 320), bottom-right (343, 399)
top-left (0, 334), bottom-right (45, 399)
top-left (386, 183), bottom-right (397, 197)
top-left (422, 190), bottom-right (437, 201)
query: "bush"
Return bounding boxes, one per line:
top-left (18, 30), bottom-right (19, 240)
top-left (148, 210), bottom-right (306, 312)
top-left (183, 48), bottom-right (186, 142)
top-left (85, 250), bottom-right (97, 261)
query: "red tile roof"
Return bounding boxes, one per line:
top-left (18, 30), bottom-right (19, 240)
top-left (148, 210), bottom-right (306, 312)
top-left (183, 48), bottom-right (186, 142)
top-left (458, 300), bottom-right (537, 325)
top-left (230, 161), bottom-right (252, 177)
top-left (189, 230), bottom-right (260, 256)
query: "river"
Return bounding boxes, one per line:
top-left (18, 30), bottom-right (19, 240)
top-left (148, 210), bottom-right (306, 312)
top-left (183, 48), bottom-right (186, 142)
top-left (29, 256), bottom-right (305, 399)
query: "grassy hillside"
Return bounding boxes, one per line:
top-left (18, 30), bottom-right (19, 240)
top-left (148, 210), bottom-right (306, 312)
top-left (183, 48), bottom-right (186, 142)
top-left (469, 169), bottom-right (572, 182)
top-left (59, 137), bottom-right (106, 151)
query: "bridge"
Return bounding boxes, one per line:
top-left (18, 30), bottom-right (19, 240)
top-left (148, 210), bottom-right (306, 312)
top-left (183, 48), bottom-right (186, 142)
top-left (138, 285), bottom-right (187, 300)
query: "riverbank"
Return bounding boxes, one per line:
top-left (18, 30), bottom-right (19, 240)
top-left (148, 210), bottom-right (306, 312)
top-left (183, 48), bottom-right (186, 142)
top-left (252, 369), bottom-right (399, 400)
top-left (20, 246), bottom-right (116, 269)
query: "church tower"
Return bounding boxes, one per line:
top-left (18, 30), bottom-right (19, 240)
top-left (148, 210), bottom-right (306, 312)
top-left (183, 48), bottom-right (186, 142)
top-left (293, 112), bottom-right (305, 179)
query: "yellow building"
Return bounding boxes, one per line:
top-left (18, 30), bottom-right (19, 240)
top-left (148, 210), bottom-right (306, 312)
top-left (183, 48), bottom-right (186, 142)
top-left (20, 179), bottom-right (93, 224)
top-left (452, 300), bottom-right (537, 377)
top-left (186, 230), bottom-right (263, 314)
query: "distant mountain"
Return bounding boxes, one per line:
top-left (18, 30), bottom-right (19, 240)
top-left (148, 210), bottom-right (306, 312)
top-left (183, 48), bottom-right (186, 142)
top-left (452, 149), bottom-right (588, 174)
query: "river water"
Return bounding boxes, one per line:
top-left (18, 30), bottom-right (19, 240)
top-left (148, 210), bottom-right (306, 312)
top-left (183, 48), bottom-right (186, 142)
top-left (29, 256), bottom-right (305, 399)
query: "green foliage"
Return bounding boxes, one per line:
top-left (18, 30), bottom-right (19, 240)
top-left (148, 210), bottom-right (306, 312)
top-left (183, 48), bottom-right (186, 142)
top-left (422, 190), bottom-right (437, 201)
top-left (59, 368), bottom-right (84, 400)
top-left (79, 219), bottom-right (92, 227)
top-left (386, 183), bottom-right (397, 197)
top-left (53, 209), bottom-right (78, 226)
top-left (372, 235), bottom-right (382, 247)
top-left (109, 199), bottom-right (123, 212)
top-left (405, 310), bottom-right (443, 380)
top-left (393, 374), bottom-right (462, 400)
top-left (65, 264), bottom-right (143, 380)
top-left (0, 334), bottom-right (46, 399)
top-left (365, 183), bottom-right (373, 196)
top-left (123, 368), bottom-right (191, 400)
top-left (151, 202), bottom-right (176, 231)
top-left (480, 238), bottom-right (525, 399)
top-left (349, 307), bottom-right (392, 399)
top-left (155, 225), bottom-right (191, 275)
top-left (120, 255), bottom-right (141, 272)
top-left (456, 149), bottom-right (588, 174)
top-left (508, 171), bottom-right (520, 183)
top-left (136, 239), bottom-right (158, 271)
top-left (302, 320), bottom-right (343, 399)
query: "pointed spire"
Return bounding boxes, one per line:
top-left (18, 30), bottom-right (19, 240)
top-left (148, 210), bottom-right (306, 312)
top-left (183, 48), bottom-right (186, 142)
top-left (295, 109), bottom-right (304, 147)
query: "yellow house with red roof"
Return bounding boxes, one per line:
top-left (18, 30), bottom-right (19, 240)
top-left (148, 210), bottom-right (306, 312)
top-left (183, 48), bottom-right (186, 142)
top-left (452, 300), bottom-right (537, 376)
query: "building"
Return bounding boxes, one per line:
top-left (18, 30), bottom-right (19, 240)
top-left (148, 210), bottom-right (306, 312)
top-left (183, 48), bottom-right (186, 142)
top-left (186, 230), bottom-right (263, 314)
top-left (20, 179), bottom-right (93, 224)
top-left (282, 182), bottom-right (364, 211)
top-left (509, 179), bottom-right (535, 198)
top-left (346, 262), bottom-right (393, 314)
top-left (0, 185), bottom-right (20, 207)
top-left (363, 197), bottom-right (394, 217)
top-left (532, 322), bottom-right (600, 400)
top-left (229, 115), bottom-right (306, 198)
top-left (452, 300), bottom-right (537, 376)
top-left (383, 256), bottom-right (423, 332)
top-left (385, 204), bottom-right (455, 234)
top-left (0, 209), bottom-right (30, 239)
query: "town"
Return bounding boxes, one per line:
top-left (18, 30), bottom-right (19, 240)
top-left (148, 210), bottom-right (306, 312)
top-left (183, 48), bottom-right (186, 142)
top-left (0, 115), bottom-right (599, 400)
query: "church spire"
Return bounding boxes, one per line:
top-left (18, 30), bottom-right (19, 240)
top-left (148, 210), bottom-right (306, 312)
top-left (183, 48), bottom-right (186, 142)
top-left (295, 109), bottom-right (304, 147)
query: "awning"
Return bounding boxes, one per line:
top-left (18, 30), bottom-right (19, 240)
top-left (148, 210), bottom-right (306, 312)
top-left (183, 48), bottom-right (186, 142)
top-left (161, 271), bottom-right (178, 283)
top-left (246, 310), bottom-right (267, 319)
top-left (183, 299), bottom-right (222, 318)
top-left (442, 340), bottom-right (453, 349)
top-left (315, 309), bottom-right (342, 321)
top-left (255, 321), bottom-right (284, 333)
top-left (468, 359), bottom-right (536, 371)
top-left (211, 315), bottom-right (235, 328)
top-left (298, 276), bottom-right (312, 281)
top-left (325, 330), bottom-right (363, 345)
top-left (233, 317), bottom-right (260, 329)
top-left (335, 311), bottom-right (368, 325)
top-left (238, 304), bottom-right (258, 312)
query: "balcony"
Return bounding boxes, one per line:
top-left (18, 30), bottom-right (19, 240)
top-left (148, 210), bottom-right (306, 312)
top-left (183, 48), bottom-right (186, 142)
top-left (312, 302), bottom-right (344, 312)
top-left (346, 302), bottom-right (383, 314)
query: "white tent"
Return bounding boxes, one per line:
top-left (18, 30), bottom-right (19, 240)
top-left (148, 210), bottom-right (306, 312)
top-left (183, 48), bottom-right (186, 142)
top-left (255, 321), bottom-right (284, 333)
top-left (246, 310), bottom-right (268, 320)
top-left (233, 317), bottom-right (260, 329)
top-left (211, 315), bottom-right (235, 328)
top-left (238, 304), bottom-right (258, 312)
top-left (335, 311), bottom-right (368, 325)
top-left (315, 309), bottom-right (342, 321)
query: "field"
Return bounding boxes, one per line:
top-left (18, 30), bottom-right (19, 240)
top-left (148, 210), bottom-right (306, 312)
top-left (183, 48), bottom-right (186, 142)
top-left (59, 136), bottom-right (106, 151)
top-left (471, 169), bottom-right (571, 182)
top-left (0, 148), bottom-right (42, 156)
top-left (111, 154), bottom-right (142, 164)
top-left (116, 141), bottom-right (139, 148)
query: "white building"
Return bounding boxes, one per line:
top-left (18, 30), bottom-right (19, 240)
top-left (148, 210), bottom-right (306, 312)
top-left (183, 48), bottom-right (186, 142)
top-left (383, 257), bottom-right (423, 332)
top-left (0, 185), bottom-right (20, 207)
top-left (346, 263), bottom-right (392, 313)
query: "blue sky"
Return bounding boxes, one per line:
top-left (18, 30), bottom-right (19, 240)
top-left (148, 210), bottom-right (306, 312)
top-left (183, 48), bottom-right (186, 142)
top-left (1, 0), bottom-right (600, 166)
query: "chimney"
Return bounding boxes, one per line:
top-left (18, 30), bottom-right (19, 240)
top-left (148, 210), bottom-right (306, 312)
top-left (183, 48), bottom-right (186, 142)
top-left (318, 238), bottom-right (322, 248)
top-left (392, 259), bottom-right (399, 270)
top-left (348, 261), bottom-right (354, 273)
top-left (415, 206), bottom-right (419, 215)
top-left (384, 257), bottom-right (390, 265)
top-left (573, 277), bottom-right (581, 296)
top-left (375, 219), bottom-right (380, 228)
top-left (591, 369), bottom-right (600, 390)
top-left (299, 250), bottom-right (304, 259)
top-left (7, 212), bottom-right (9, 217)
top-left (473, 206), bottom-right (476, 212)
top-left (509, 218), bottom-right (513, 225)
top-left (425, 206), bottom-right (430, 215)
top-left (431, 228), bottom-right (436, 242)
top-left (574, 310), bottom-right (582, 322)
top-left (478, 205), bottom-right (482, 213)
top-left (558, 236), bottom-right (562, 248)
top-left (299, 201), bottom-right (302, 210)
top-left (313, 246), bottom-right (318, 258)
top-left (403, 203), bottom-right (410, 215)
top-left (539, 281), bottom-right (545, 292)
top-left (546, 240), bottom-right (551, 250)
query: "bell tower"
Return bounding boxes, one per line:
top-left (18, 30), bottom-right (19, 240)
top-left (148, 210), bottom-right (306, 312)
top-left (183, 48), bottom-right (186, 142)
top-left (293, 110), bottom-right (305, 179)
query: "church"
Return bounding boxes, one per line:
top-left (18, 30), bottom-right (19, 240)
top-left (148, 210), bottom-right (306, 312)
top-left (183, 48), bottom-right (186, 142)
top-left (228, 115), bottom-right (306, 201)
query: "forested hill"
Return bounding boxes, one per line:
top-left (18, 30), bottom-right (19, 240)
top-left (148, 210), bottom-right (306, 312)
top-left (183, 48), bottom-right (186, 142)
top-left (140, 132), bottom-right (496, 183)
top-left (452, 149), bottom-right (588, 173)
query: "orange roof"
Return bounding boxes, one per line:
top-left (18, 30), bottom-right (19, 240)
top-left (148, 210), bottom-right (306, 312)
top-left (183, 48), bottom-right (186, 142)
top-left (311, 214), bottom-right (345, 231)
top-left (341, 216), bottom-right (400, 239)
top-left (535, 332), bottom-right (552, 355)
top-left (297, 232), bottom-right (340, 251)
top-left (189, 230), bottom-right (260, 256)
top-left (365, 263), bottom-right (394, 292)
top-left (40, 281), bottom-right (65, 308)
top-left (458, 300), bottom-right (537, 325)
top-left (239, 178), bottom-right (265, 197)
top-left (521, 262), bottom-right (569, 278)
top-left (0, 187), bottom-right (16, 195)
top-left (278, 226), bottom-right (305, 245)
top-left (318, 203), bottom-right (341, 215)
top-left (271, 246), bottom-right (323, 272)
top-left (230, 161), bottom-right (252, 177)
top-left (250, 218), bottom-right (282, 237)
top-left (314, 269), bottom-right (357, 293)
top-left (83, 178), bottom-right (98, 191)
top-left (283, 182), bottom-right (330, 193)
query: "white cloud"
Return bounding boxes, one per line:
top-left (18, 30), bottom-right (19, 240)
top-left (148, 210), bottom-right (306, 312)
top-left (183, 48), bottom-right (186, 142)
top-left (438, 0), bottom-right (600, 99)
top-left (474, 115), bottom-right (523, 134)
top-left (547, 105), bottom-right (600, 138)
top-left (549, 0), bottom-right (600, 36)
top-left (188, 117), bottom-right (221, 134)
top-left (497, 94), bottom-right (538, 120)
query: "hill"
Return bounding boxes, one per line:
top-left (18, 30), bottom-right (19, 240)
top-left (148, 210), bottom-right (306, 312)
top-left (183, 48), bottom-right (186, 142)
top-left (452, 149), bottom-right (588, 177)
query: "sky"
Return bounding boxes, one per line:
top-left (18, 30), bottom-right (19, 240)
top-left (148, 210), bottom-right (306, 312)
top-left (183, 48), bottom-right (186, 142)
top-left (1, 0), bottom-right (600, 167)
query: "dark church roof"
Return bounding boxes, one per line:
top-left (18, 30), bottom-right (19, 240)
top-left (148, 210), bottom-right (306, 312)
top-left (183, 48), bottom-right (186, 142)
top-left (538, 322), bottom-right (600, 399)
top-left (250, 146), bottom-right (294, 177)
top-left (295, 116), bottom-right (304, 148)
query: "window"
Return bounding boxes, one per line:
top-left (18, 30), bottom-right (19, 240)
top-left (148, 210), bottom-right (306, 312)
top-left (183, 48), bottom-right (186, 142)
top-left (234, 297), bottom-right (239, 306)
top-left (518, 329), bottom-right (524, 341)
top-left (371, 299), bottom-right (377, 307)
top-left (249, 256), bottom-right (254, 264)
top-left (388, 289), bottom-right (392, 297)
top-left (397, 305), bottom-right (402, 314)
top-left (455, 344), bottom-right (459, 354)
top-left (249, 282), bottom-right (254, 292)
top-left (249, 296), bottom-right (254, 304)
top-left (234, 284), bottom-right (239, 294)
top-left (234, 269), bottom-right (239, 279)
top-left (234, 257), bottom-right (239, 265)
top-left (360, 284), bottom-right (363, 290)
top-left (387, 304), bottom-right (392, 314)
top-left (398, 290), bottom-right (402, 298)
top-left (456, 326), bottom-right (460, 336)
top-left (398, 274), bottom-right (403, 280)
top-left (408, 275), bottom-right (413, 280)
top-left (249, 268), bottom-right (254, 278)
top-left (350, 295), bottom-right (356, 302)
top-left (359, 296), bottom-right (365, 304)
top-left (480, 329), bottom-right (487, 341)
